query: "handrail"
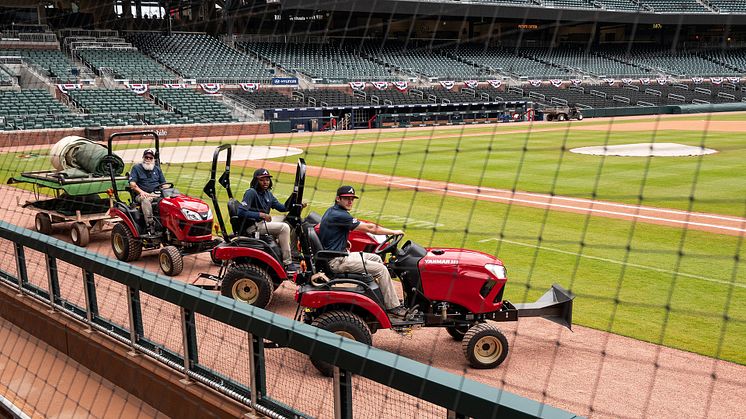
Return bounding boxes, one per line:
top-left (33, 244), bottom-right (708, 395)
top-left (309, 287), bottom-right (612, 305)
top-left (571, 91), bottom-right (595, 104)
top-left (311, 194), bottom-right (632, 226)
top-left (0, 221), bottom-right (578, 419)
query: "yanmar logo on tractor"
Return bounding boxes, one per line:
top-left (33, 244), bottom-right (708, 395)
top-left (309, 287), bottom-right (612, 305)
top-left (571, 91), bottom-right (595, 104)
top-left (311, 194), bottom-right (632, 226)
top-left (424, 259), bottom-right (459, 265)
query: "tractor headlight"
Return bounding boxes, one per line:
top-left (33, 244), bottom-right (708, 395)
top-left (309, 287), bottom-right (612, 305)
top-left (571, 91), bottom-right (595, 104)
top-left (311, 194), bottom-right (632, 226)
top-left (181, 209), bottom-right (202, 221)
top-left (485, 263), bottom-right (507, 279)
top-left (204, 209), bottom-right (212, 220)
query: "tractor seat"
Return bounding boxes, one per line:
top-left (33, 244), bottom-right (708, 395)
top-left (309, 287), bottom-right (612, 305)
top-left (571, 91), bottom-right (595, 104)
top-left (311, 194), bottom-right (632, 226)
top-left (306, 227), bottom-right (374, 284)
top-left (227, 198), bottom-right (256, 237)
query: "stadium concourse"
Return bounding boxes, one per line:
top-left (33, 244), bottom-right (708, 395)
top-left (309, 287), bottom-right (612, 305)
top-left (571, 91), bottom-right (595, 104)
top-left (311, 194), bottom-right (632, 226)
top-left (1, 0), bottom-right (745, 418)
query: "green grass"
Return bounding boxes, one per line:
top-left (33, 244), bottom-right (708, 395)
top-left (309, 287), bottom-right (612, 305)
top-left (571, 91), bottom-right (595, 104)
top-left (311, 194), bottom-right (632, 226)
top-left (2, 116), bottom-right (745, 365)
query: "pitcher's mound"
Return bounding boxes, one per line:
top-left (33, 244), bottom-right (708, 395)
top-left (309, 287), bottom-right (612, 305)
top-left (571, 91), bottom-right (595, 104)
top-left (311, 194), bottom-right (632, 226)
top-left (570, 143), bottom-right (717, 157)
top-left (117, 145), bottom-right (303, 163)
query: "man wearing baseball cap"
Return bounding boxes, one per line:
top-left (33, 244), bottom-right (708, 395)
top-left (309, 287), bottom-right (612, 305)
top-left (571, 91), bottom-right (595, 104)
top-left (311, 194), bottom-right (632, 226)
top-left (238, 168), bottom-right (305, 273)
top-left (318, 185), bottom-right (408, 318)
top-left (128, 148), bottom-right (166, 235)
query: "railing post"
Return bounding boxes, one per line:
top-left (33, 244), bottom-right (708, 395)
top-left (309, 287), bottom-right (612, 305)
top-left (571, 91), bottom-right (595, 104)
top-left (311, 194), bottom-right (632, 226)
top-left (180, 307), bottom-right (198, 382)
top-left (248, 332), bottom-right (266, 406)
top-left (45, 254), bottom-right (61, 310)
top-left (81, 269), bottom-right (99, 329)
top-left (333, 367), bottom-right (353, 419)
top-left (126, 286), bottom-right (144, 353)
top-left (14, 243), bottom-right (27, 295)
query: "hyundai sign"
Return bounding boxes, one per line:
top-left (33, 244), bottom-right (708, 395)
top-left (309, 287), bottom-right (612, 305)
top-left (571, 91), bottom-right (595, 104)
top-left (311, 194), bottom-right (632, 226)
top-left (272, 77), bottom-right (299, 86)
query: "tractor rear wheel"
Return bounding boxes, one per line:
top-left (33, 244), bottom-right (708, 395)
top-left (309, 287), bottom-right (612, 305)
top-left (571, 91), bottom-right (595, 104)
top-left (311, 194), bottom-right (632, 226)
top-left (70, 222), bottom-right (90, 247)
top-left (35, 213), bottom-right (52, 235)
top-left (557, 113), bottom-right (567, 121)
top-left (446, 324), bottom-right (471, 341)
top-left (576, 113), bottom-right (584, 120)
top-left (159, 246), bottom-right (184, 276)
top-left (111, 223), bottom-right (142, 262)
top-left (310, 311), bottom-right (372, 377)
top-left (221, 263), bottom-right (273, 308)
top-left (462, 323), bottom-right (509, 369)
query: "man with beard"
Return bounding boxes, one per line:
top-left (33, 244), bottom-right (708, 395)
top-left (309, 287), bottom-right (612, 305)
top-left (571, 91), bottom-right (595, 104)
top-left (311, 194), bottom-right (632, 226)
top-left (128, 148), bottom-right (166, 235)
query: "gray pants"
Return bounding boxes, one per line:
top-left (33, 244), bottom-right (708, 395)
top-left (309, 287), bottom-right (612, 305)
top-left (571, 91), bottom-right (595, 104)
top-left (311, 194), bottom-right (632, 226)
top-left (329, 252), bottom-right (400, 310)
top-left (136, 194), bottom-right (155, 227)
top-left (248, 218), bottom-right (292, 266)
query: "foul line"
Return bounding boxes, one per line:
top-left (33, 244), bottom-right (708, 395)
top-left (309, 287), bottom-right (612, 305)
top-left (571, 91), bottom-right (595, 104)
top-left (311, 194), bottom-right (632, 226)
top-left (479, 238), bottom-right (745, 289)
top-left (391, 182), bottom-right (746, 234)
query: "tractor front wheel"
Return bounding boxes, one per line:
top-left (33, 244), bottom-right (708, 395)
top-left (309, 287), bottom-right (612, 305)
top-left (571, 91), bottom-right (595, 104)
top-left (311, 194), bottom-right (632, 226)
top-left (111, 223), bottom-right (142, 262)
top-left (310, 311), bottom-right (372, 377)
top-left (221, 264), bottom-right (273, 308)
top-left (159, 246), bottom-right (184, 276)
top-left (462, 323), bottom-right (509, 369)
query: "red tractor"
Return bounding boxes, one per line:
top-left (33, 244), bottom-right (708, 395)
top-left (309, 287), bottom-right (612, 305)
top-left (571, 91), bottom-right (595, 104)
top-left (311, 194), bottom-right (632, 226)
top-left (294, 231), bottom-right (574, 375)
top-left (106, 131), bottom-right (220, 276)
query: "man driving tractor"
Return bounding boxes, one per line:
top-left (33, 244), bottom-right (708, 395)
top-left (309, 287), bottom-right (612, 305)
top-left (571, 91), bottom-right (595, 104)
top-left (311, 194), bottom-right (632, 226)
top-left (318, 185), bottom-right (409, 318)
top-left (128, 148), bottom-right (166, 236)
top-left (238, 168), bottom-right (303, 273)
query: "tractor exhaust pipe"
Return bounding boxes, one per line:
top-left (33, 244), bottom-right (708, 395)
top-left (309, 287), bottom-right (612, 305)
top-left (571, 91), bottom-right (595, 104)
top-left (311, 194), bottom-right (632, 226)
top-left (512, 284), bottom-right (574, 330)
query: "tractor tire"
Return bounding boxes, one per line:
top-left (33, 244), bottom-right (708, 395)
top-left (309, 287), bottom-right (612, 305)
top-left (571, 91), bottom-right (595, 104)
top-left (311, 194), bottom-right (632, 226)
top-left (221, 264), bottom-right (273, 308)
top-left (546, 114), bottom-right (554, 121)
top-left (310, 311), bottom-right (373, 377)
top-left (159, 246), bottom-right (183, 276)
top-left (462, 323), bottom-right (509, 369)
top-left (576, 113), bottom-right (584, 121)
top-left (70, 222), bottom-right (90, 247)
top-left (111, 222), bottom-right (142, 262)
top-left (557, 113), bottom-right (567, 121)
top-left (35, 213), bottom-right (52, 235)
top-left (446, 324), bottom-right (471, 341)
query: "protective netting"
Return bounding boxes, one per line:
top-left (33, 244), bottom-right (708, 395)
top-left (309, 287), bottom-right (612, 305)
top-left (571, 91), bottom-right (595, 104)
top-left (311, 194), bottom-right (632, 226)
top-left (0, 1), bottom-right (744, 418)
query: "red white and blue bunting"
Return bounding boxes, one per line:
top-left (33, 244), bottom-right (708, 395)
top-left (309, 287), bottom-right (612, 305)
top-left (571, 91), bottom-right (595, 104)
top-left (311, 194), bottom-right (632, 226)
top-left (727, 76), bottom-right (740, 84)
top-left (392, 81), bottom-right (408, 92)
top-left (691, 77), bottom-right (704, 84)
top-left (640, 78), bottom-right (651, 85)
top-left (439, 80), bottom-right (456, 90)
top-left (487, 79), bottom-right (502, 88)
top-left (603, 78), bottom-right (616, 86)
top-left (240, 83), bottom-right (260, 92)
top-left (621, 78), bottom-right (633, 85)
top-left (550, 79), bottom-right (563, 87)
top-left (125, 83), bottom-right (149, 95)
top-left (464, 80), bottom-right (479, 89)
top-left (349, 81), bottom-right (366, 90)
top-left (570, 79), bottom-right (582, 86)
top-left (57, 83), bottom-right (82, 93)
top-left (656, 78), bottom-right (668, 85)
top-left (711, 77), bottom-right (723, 85)
top-left (200, 83), bottom-right (221, 94)
top-left (529, 79), bottom-right (542, 87)
top-left (371, 81), bottom-right (389, 90)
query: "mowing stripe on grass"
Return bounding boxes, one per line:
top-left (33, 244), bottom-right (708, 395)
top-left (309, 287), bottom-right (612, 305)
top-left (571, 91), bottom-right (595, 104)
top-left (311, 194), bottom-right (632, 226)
top-left (479, 237), bottom-right (745, 289)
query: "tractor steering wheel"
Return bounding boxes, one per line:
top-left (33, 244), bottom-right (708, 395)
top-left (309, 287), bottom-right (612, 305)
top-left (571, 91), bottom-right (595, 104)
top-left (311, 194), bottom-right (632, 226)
top-left (374, 234), bottom-right (403, 256)
top-left (157, 182), bottom-right (174, 190)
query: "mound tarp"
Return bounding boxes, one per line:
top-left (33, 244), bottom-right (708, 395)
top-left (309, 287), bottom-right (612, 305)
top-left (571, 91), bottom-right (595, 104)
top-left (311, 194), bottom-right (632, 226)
top-left (69, 142), bottom-right (125, 177)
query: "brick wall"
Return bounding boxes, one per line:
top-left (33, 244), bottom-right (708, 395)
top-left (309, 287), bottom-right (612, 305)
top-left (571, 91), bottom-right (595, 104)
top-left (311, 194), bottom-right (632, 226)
top-left (0, 122), bottom-right (270, 148)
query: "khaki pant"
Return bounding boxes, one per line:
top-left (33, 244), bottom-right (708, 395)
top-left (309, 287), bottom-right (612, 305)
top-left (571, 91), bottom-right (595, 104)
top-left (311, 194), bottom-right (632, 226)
top-left (329, 252), bottom-right (400, 310)
top-left (136, 194), bottom-right (155, 227)
top-left (248, 217), bottom-right (292, 265)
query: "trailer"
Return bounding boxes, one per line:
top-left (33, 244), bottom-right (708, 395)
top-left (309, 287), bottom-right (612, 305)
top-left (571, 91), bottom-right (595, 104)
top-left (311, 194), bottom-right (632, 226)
top-left (8, 170), bottom-right (129, 246)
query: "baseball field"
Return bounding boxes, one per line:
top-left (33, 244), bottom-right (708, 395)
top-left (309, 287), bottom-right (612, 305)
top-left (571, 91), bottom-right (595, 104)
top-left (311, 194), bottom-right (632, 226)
top-left (2, 112), bottom-right (744, 368)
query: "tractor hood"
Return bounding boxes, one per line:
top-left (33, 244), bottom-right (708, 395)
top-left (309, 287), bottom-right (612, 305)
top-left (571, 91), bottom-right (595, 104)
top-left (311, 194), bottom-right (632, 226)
top-left (420, 247), bottom-right (503, 270)
top-left (162, 195), bottom-right (211, 213)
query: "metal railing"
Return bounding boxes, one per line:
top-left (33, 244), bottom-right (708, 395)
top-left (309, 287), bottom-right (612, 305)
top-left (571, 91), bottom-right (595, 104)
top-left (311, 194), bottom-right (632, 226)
top-left (0, 221), bottom-right (577, 418)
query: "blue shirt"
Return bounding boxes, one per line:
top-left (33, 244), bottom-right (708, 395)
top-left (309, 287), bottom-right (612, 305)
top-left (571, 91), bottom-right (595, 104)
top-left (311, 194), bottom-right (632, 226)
top-left (319, 204), bottom-right (361, 252)
top-left (128, 163), bottom-right (166, 193)
top-left (238, 188), bottom-right (287, 221)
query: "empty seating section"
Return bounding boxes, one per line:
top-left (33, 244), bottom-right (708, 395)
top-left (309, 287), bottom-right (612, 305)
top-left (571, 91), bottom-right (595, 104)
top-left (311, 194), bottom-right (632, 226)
top-left (705, 49), bottom-right (746, 72)
top-left (519, 47), bottom-right (651, 77)
top-left (0, 66), bottom-right (12, 85)
top-left (0, 90), bottom-right (69, 116)
top-left (129, 33), bottom-right (270, 83)
top-left (224, 91), bottom-right (300, 110)
top-left (639, 0), bottom-right (709, 12)
top-left (416, 88), bottom-right (485, 104)
top-left (595, 0), bottom-right (646, 11)
top-left (540, 0), bottom-right (596, 9)
top-left (597, 47), bottom-right (737, 77)
top-left (361, 41), bottom-right (489, 80)
top-left (366, 90), bottom-right (428, 105)
top-left (68, 89), bottom-right (162, 114)
top-left (296, 90), bottom-right (370, 107)
top-left (0, 49), bottom-right (79, 82)
top-left (150, 89), bottom-right (237, 123)
top-left (445, 45), bottom-right (568, 78)
top-left (77, 49), bottom-right (177, 82)
top-left (708, 0), bottom-right (746, 12)
top-left (241, 42), bottom-right (392, 83)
